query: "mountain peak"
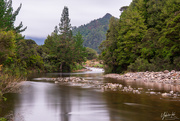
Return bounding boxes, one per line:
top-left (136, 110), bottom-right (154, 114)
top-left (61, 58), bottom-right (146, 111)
top-left (72, 13), bottom-right (113, 53)
top-left (103, 13), bottom-right (112, 18)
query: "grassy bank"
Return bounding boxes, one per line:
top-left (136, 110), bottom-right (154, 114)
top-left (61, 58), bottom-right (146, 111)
top-left (84, 59), bottom-right (104, 68)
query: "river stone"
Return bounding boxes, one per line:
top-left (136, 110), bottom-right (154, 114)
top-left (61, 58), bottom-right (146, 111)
top-left (164, 70), bottom-right (169, 73)
top-left (124, 73), bottom-right (131, 77)
top-left (171, 70), bottom-right (176, 73)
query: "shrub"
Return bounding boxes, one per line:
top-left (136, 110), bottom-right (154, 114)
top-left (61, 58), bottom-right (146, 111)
top-left (127, 58), bottom-right (152, 72)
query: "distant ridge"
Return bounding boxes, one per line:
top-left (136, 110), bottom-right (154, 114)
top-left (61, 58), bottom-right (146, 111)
top-left (25, 36), bottom-right (45, 45)
top-left (72, 13), bottom-right (113, 53)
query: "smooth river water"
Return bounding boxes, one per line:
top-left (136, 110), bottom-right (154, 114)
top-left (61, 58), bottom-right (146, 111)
top-left (1, 68), bottom-right (180, 121)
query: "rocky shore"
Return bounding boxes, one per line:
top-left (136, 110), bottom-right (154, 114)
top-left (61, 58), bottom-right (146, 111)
top-left (104, 70), bottom-right (180, 85)
top-left (46, 74), bottom-right (180, 99)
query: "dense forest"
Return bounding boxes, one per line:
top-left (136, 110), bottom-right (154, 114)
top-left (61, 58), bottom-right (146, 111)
top-left (100, 0), bottom-right (180, 73)
top-left (72, 13), bottom-right (112, 53)
top-left (0, 0), bottom-right (89, 101)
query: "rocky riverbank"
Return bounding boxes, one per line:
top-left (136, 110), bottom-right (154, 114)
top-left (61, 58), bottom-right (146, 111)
top-left (46, 75), bottom-right (180, 99)
top-left (104, 70), bottom-right (180, 85)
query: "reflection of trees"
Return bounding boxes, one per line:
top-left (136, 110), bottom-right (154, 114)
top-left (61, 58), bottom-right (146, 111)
top-left (60, 86), bottom-right (71, 121)
top-left (0, 93), bottom-right (16, 117)
top-left (45, 84), bottom-right (72, 121)
top-left (103, 91), bottom-right (180, 121)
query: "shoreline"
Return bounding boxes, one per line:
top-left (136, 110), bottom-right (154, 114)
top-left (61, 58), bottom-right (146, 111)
top-left (46, 69), bottom-right (180, 98)
top-left (104, 70), bottom-right (180, 85)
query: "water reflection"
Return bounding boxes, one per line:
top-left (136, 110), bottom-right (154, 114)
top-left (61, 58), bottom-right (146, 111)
top-left (103, 77), bottom-right (180, 93)
top-left (13, 81), bottom-right (110, 121)
top-left (2, 68), bottom-right (180, 121)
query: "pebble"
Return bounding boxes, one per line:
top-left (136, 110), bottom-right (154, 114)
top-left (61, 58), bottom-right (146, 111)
top-left (50, 76), bottom-right (180, 99)
top-left (104, 70), bottom-right (180, 85)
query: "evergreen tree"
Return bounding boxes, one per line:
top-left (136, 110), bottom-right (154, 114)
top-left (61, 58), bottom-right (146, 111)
top-left (59, 6), bottom-right (72, 39)
top-left (101, 0), bottom-right (180, 73)
top-left (99, 17), bottom-right (119, 73)
top-left (0, 0), bottom-right (27, 32)
top-left (115, 0), bottom-right (147, 72)
top-left (54, 26), bottom-right (58, 34)
top-left (73, 32), bottom-right (87, 64)
top-left (43, 6), bottom-right (87, 72)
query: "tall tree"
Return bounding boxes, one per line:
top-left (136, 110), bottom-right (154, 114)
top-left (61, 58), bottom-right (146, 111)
top-left (0, 0), bottom-right (27, 32)
top-left (115, 0), bottom-right (147, 72)
top-left (43, 6), bottom-right (87, 72)
top-left (59, 6), bottom-right (72, 39)
top-left (99, 17), bottom-right (119, 73)
top-left (73, 32), bottom-right (87, 64)
top-left (100, 0), bottom-right (180, 73)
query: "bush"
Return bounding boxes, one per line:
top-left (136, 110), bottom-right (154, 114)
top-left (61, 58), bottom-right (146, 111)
top-left (94, 64), bottom-right (104, 68)
top-left (173, 57), bottom-right (180, 71)
top-left (0, 117), bottom-right (6, 121)
top-left (0, 72), bottom-right (25, 101)
top-left (70, 63), bottom-right (84, 71)
top-left (128, 58), bottom-right (152, 72)
top-left (86, 47), bottom-right (98, 60)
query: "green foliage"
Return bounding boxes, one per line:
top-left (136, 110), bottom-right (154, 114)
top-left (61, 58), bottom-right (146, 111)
top-left (100, 0), bottom-right (180, 73)
top-left (99, 17), bottom-right (119, 73)
top-left (70, 63), bottom-right (84, 71)
top-left (94, 63), bottom-right (104, 68)
top-left (72, 13), bottom-right (112, 53)
top-left (16, 39), bottom-right (44, 70)
top-left (0, 30), bottom-right (16, 66)
top-left (43, 7), bottom-right (87, 72)
top-left (59, 6), bottom-right (71, 36)
top-left (127, 58), bottom-right (152, 72)
top-left (0, 117), bottom-right (6, 121)
top-left (0, 0), bottom-right (27, 32)
top-left (85, 47), bottom-right (97, 60)
top-left (73, 32), bottom-right (87, 63)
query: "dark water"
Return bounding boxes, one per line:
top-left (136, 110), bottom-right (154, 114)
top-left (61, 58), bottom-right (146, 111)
top-left (2, 68), bottom-right (180, 121)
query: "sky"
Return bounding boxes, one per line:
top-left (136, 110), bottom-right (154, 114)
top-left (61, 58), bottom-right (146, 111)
top-left (12, 0), bottom-right (132, 39)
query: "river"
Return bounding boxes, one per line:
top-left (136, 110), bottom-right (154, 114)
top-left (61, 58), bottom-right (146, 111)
top-left (1, 68), bottom-right (180, 121)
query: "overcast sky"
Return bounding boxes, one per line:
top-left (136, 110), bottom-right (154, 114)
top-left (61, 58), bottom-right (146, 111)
top-left (13, 0), bottom-right (132, 38)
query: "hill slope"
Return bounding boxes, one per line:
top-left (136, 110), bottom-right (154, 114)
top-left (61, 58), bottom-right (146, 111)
top-left (72, 13), bottom-right (113, 53)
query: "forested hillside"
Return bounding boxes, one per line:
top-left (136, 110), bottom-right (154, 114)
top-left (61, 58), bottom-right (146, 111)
top-left (100, 0), bottom-right (180, 73)
top-left (72, 13), bottom-right (113, 53)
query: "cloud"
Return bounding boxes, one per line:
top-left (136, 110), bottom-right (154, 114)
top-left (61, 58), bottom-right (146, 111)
top-left (12, 0), bottom-right (132, 38)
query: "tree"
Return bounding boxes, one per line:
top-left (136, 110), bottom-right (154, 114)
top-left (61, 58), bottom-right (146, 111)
top-left (73, 32), bottom-right (87, 63)
top-left (59, 6), bottom-right (72, 39)
top-left (115, 0), bottom-right (147, 73)
top-left (100, 0), bottom-right (180, 73)
top-left (0, 0), bottom-right (27, 32)
top-left (54, 26), bottom-right (58, 34)
top-left (43, 6), bottom-right (87, 72)
top-left (86, 47), bottom-right (97, 60)
top-left (120, 6), bottom-right (128, 12)
top-left (99, 17), bottom-right (119, 73)
top-left (16, 39), bottom-right (44, 70)
top-left (0, 30), bottom-right (16, 65)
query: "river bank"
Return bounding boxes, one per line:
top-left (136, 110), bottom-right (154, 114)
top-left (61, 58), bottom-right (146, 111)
top-left (2, 69), bottom-right (180, 121)
top-left (83, 60), bottom-right (103, 68)
top-left (104, 70), bottom-right (180, 85)
top-left (40, 68), bottom-right (180, 99)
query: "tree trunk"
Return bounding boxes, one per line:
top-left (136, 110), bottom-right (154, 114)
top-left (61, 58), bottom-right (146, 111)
top-left (60, 63), bottom-right (63, 72)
